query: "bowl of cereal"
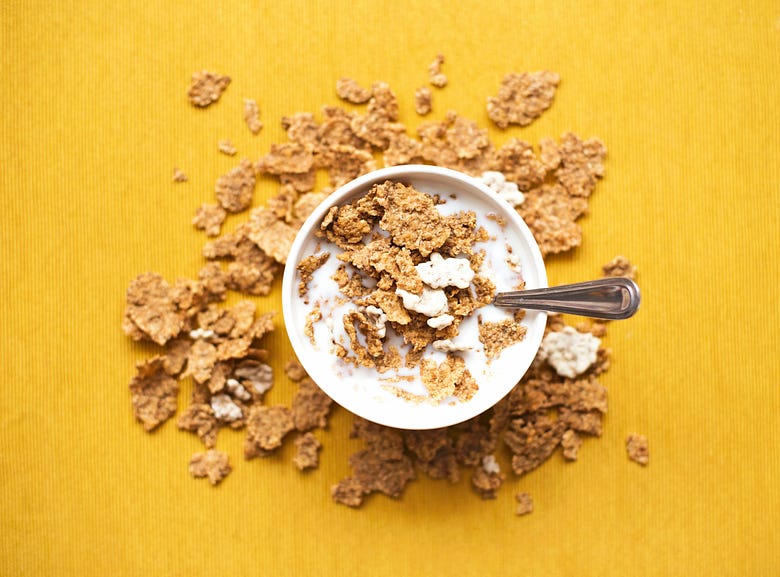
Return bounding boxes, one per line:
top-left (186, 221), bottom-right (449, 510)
top-left (282, 165), bottom-right (548, 430)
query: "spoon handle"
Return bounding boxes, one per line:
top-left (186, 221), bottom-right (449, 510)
top-left (493, 277), bottom-right (641, 320)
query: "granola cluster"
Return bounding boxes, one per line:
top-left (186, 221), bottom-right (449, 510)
top-left (123, 61), bottom-right (643, 512)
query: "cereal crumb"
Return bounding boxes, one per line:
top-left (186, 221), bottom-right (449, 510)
top-left (189, 449), bottom-right (232, 485)
top-left (428, 53), bottom-right (448, 88)
top-left (336, 77), bottom-right (372, 104)
top-left (471, 458), bottom-right (505, 499)
top-left (192, 203), bottom-right (227, 237)
top-left (187, 70), bottom-right (231, 108)
top-left (215, 159), bottom-right (256, 213)
top-left (487, 71), bottom-right (559, 129)
top-left (331, 477), bottom-right (365, 507)
top-left (173, 167), bottom-right (188, 182)
top-left (129, 357), bottom-right (180, 432)
top-left (626, 433), bottom-right (649, 466)
top-left (296, 251), bottom-right (330, 297)
top-left (415, 87), bottom-right (432, 115)
top-left (218, 139), bottom-right (237, 156)
top-left (478, 317), bottom-right (528, 360)
top-left (602, 256), bottom-right (638, 280)
top-left (515, 492), bottom-right (534, 516)
top-left (561, 429), bottom-right (583, 461)
top-left (243, 98), bottom-right (263, 134)
top-left (293, 432), bottom-right (321, 471)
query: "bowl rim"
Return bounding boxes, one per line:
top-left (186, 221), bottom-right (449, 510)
top-left (282, 164), bottom-right (548, 430)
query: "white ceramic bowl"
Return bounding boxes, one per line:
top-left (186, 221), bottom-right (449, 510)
top-left (282, 165), bottom-right (547, 430)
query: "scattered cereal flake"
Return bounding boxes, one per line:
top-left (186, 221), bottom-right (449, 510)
top-left (351, 417), bottom-right (405, 460)
top-left (282, 112), bottom-right (319, 146)
top-left (486, 71), bottom-right (560, 129)
top-left (419, 111), bottom-right (492, 169)
top-left (173, 167), bottom-right (188, 182)
top-left (454, 420), bottom-right (495, 466)
top-left (553, 132), bottom-right (607, 199)
top-left (539, 326), bottom-right (600, 379)
top-left (218, 139), bottom-right (237, 156)
top-left (490, 139), bottom-right (547, 192)
top-left (129, 357), bottom-right (179, 432)
top-left (186, 339), bottom-right (218, 384)
top-left (177, 403), bottom-right (218, 448)
top-left (602, 256), bottom-right (638, 280)
top-left (368, 289), bottom-right (411, 325)
top-left (336, 77), bottom-right (372, 104)
top-left (292, 192), bottom-right (327, 225)
top-left (539, 137), bottom-right (561, 170)
top-left (246, 207), bottom-right (297, 264)
top-left (349, 449), bottom-right (416, 499)
top-left (304, 306), bottom-right (322, 346)
top-left (515, 492), bottom-right (534, 516)
top-left (291, 377), bottom-right (333, 431)
top-left (243, 98), bottom-right (263, 134)
top-left (383, 132), bottom-right (424, 166)
top-left (324, 144), bottom-right (377, 187)
top-left (244, 405), bottom-right (294, 459)
top-left (478, 317), bottom-right (527, 360)
top-left (349, 83), bottom-right (402, 149)
top-left (187, 70), bottom-right (231, 107)
top-left (293, 432), bottom-right (321, 471)
top-left (505, 413), bottom-right (566, 476)
top-left (192, 203), bottom-right (227, 237)
top-left (471, 459), bottom-right (505, 499)
top-left (626, 433), bottom-right (649, 466)
top-left (189, 449), bottom-right (232, 485)
top-left (415, 86), bottom-right (433, 115)
top-left (256, 142), bottom-right (315, 175)
top-left (123, 272), bottom-right (188, 346)
top-left (517, 184), bottom-right (582, 256)
top-left (215, 159), bottom-right (256, 213)
top-left (198, 262), bottom-right (229, 303)
top-left (163, 336), bottom-right (191, 376)
top-left (331, 477), bottom-right (365, 507)
top-left (234, 359), bottom-right (274, 397)
top-left (211, 393), bottom-right (243, 423)
top-left (284, 360), bottom-right (308, 382)
top-left (561, 429), bottom-right (583, 461)
top-left (428, 53), bottom-right (448, 88)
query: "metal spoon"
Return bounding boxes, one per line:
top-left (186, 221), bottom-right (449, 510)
top-left (493, 277), bottom-right (641, 320)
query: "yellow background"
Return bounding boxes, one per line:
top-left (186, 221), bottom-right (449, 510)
top-left (2, 1), bottom-right (779, 575)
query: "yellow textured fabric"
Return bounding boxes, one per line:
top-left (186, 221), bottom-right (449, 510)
top-left (1, 1), bottom-right (779, 575)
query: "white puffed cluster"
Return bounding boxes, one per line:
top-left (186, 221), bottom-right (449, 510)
top-left (480, 171), bottom-right (525, 207)
top-left (539, 326), bottom-right (600, 379)
top-left (210, 393), bottom-right (243, 422)
top-left (363, 305), bottom-right (388, 338)
top-left (415, 252), bottom-right (475, 289)
top-left (396, 286), bottom-right (448, 317)
top-left (432, 338), bottom-right (472, 352)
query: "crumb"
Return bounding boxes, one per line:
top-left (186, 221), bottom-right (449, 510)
top-left (415, 86), bottom-right (432, 115)
top-left (187, 70), bottom-right (231, 107)
top-left (293, 432), bottom-right (321, 471)
top-left (243, 98), bottom-right (263, 134)
top-left (304, 306), bottom-right (322, 345)
top-left (218, 139), bottom-right (237, 156)
top-left (173, 167), bottom-right (188, 182)
top-left (296, 251), bottom-right (330, 297)
top-left (626, 434), bottom-right (649, 466)
top-left (602, 256), bottom-right (637, 280)
top-left (284, 359), bottom-right (308, 382)
top-left (471, 457), bottom-right (505, 499)
top-left (515, 492), bottom-right (534, 516)
top-left (428, 53), bottom-right (448, 88)
top-left (336, 77), bottom-right (372, 104)
top-left (561, 429), bottom-right (583, 461)
top-left (189, 449), bottom-right (231, 485)
top-left (331, 477), bottom-right (365, 507)
top-left (192, 203), bottom-right (227, 237)
top-left (478, 317), bottom-right (528, 360)
top-left (215, 159), bottom-right (256, 213)
top-left (487, 71), bottom-right (559, 128)
top-left (128, 357), bottom-right (180, 431)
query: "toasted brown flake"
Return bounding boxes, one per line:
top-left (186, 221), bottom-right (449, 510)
top-left (129, 357), bottom-right (179, 432)
top-left (123, 272), bottom-right (189, 346)
top-left (173, 167), bottom-right (188, 182)
top-left (554, 132), bottom-right (607, 199)
top-left (243, 98), bottom-right (263, 134)
top-left (349, 82), bottom-right (402, 149)
top-left (331, 477), bottom-right (365, 507)
top-left (478, 317), bottom-right (527, 360)
top-left (602, 256), bottom-right (637, 280)
top-left (539, 137), bottom-right (561, 170)
top-left (336, 77), bottom-right (372, 104)
top-left (349, 449), bottom-right (415, 499)
top-left (291, 377), bottom-right (333, 431)
top-left (292, 192), bottom-right (327, 225)
top-left (487, 71), bottom-right (559, 129)
top-left (471, 460), bottom-right (505, 499)
top-left (297, 251), bottom-right (330, 297)
top-left (454, 420), bottom-right (495, 466)
top-left (187, 70), bottom-right (231, 107)
top-left (418, 112), bottom-right (493, 175)
top-left (178, 403), bottom-right (218, 448)
top-left (284, 360), bottom-right (308, 382)
top-left (428, 53), bottom-right (448, 88)
top-left (218, 139), bottom-right (237, 156)
top-left (325, 144), bottom-right (377, 187)
top-left (192, 203), bottom-right (227, 237)
top-left (351, 418), bottom-right (405, 461)
top-left (256, 142), bottom-right (315, 175)
top-left (197, 262), bottom-right (229, 303)
top-left (163, 337), bottom-right (191, 376)
top-left (517, 184), bottom-right (582, 256)
top-left (282, 112), bottom-right (319, 146)
top-left (626, 433), bottom-right (649, 466)
top-left (515, 492), bottom-right (534, 516)
top-left (293, 432), bottom-right (321, 471)
top-left (204, 228), bottom-right (280, 296)
top-left (383, 132), bottom-right (424, 166)
top-left (415, 87), bottom-right (433, 115)
top-left (244, 405), bottom-right (294, 459)
top-left (234, 359), bottom-right (274, 398)
top-left (505, 413), bottom-right (565, 476)
top-left (246, 207), bottom-right (297, 264)
top-left (420, 355), bottom-right (478, 403)
top-left (490, 138), bottom-right (547, 192)
top-left (189, 449), bottom-right (232, 485)
top-left (304, 306), bottom-right (321, 345)
top-left (215, 159), bottom-right (256, 213)
top-left (368, 289), bottom-right (411, 325)
top-left (561, 429), bottom-right (583, 461)
top-left (187, 339), bottom-right (218, 384)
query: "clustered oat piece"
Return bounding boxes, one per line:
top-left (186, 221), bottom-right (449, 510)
top-left (428, 53), bottom-right (448, 88)
top-left (126, 68), bottom-right (635, 508)
top-left (173, 167), bottom-right (188, 182)
top-left (243, 99), bottom-right (263, 134)
top-left (188, 70), bottom-right (231, 107)
top-left (218, 139), bottom-right (237, 156)
top-left (415, 87), bottom-right (432, 115)
top-left (626, 434), bottom-right (649, 466)
top-left (487, 71), bottom-right (560, 128)
top-left (602, 256), bottom-right (638, 280)
top-left (478, 317), bottom-right (528, 360)
top-left (189, 449), bottom-right (232, 485)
